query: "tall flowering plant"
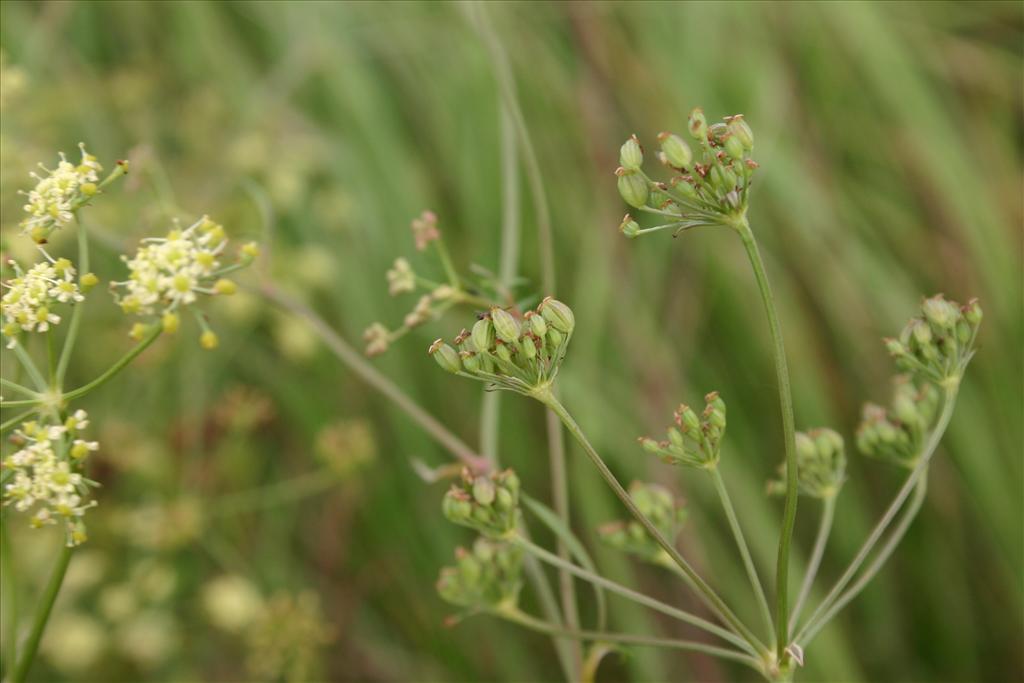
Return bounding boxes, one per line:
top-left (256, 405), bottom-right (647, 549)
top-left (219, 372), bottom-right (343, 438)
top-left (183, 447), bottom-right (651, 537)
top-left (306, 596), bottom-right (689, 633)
top-left (0, 145), bottom-right (256, 681)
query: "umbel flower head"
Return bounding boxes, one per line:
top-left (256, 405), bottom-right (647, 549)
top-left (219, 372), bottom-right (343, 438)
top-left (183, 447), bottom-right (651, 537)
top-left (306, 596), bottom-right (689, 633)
top-left (884, 294), bottom-right (981, 384)
top-left (428, 297), bottom-right (575, 395)
top-left (19, 143), bottom-right (104, 242)
top-left (442, 467), bottom-right (521, 538)
top-left (638, 392), bottom-right (727, 469)
top-left (2, 411), bottom-right (99, 546)
top-left (598, 482), bottom-right (687, 567)
top-left (615, 109), bottom-right (758, 238)
top-left (856, 376), bottom-right (941, 467)
top-left (768, 428), bottom-right (846, 499)
top-left (111, 216), bottom-right (257, 345)
top-left (1, 256), bottom-right (84, 347)
top-left (436, 538), bottom-right (524, 611)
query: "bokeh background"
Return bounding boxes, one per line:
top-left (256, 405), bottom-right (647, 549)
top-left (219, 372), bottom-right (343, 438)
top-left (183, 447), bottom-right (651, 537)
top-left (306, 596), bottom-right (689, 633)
top-left (1, 2), bottom-right (1021, 682)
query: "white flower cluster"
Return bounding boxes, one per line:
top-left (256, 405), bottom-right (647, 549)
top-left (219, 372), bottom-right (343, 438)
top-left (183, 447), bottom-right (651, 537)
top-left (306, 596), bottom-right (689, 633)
top-left (2, 411), bottom-right (99, 546)
top-left (1, 257), bottom-right (84, 346)
top-left (20, 143), bottom-right (102, 237)
top-left (112, 216), bottom-right (236, 316)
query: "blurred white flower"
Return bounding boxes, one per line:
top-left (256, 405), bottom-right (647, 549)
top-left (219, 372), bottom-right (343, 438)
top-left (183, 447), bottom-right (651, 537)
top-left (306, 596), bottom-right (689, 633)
top-left (20, 143), bottom-right (101, 236)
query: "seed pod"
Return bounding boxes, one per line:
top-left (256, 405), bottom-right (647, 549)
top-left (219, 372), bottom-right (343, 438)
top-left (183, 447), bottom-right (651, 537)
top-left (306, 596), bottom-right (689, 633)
top-left (725, 135), bottom-right (744, 160)
top-left (526, 310), bottom-right (547, 338)
top-left (688, 108), bottom-right (708, 141)
top-left (429, 338), bottom-right (462, 373)
top-left (617, 170), bottom-right (649, 209)
top-left (472, 317), bottom-right (494, 352)
top-left (519, 336), bottom-right (537, 361)
top-left (619, 134), bottom-right (644, 171)
top-left (461, 351), bottom-right (481, 373)
top-left (540, 297), bottom-right (575, 334)
top-left (963, 298), bottom-right (983, 327)
top-left (658, 132), bottom-right (693, 168)
top-left (922, 296), bottom-right (957, 329)
top-left (547, 328), bottom-right (563, 349)
top-left (727, 116), bottom-right (754, 149)
top-left (472, 476), bottom-right (496, 505)
top-left (676, 404), bottom-right (701, 434)
top-left (490, 307), bottom-right (520, 344)
top-left (795, 432), bottom-right (816, 461)
top-left (495, 342), bottom-right (513, 363)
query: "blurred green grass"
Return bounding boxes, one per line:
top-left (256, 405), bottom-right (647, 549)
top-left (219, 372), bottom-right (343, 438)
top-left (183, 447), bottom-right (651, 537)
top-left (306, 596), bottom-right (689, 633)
top-left (0, 1), bottom-right (1021, 681)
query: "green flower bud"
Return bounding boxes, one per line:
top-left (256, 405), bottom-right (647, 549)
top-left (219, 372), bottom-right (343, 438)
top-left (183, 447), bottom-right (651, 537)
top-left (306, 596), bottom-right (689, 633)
top-left (472, 317), bottom-right (494, 353)
top-left (539, 297), bottom-right (574, 334)
top-left (688, 108), bottom-right (708, 141)
top-left (547, 328), bottom-right (563, 349)
top-left (617, 169), bottom-right (649, 209)
top-left (495, 342), bottom-right (512, 363)
top-left (884, 338), bottom-right (906, 357)
top-left (490, 307), bottom-right (520, 344)
top-left (795, 432), bottom-right (816, 461)
top-left (676, 404), bottom-right (701, 434)
top-left (657, 132), bottom-right (693, 168)
top-left (727, 116), bottom-right (754, 149)
top-left (619, 134), bottom-right (644, 171)
top-left (429, 339), bottom-right (461, 373)
top-left (668, 428), bottom-right (684, 449)
top-left (618, 218), bottom-right (634, 241)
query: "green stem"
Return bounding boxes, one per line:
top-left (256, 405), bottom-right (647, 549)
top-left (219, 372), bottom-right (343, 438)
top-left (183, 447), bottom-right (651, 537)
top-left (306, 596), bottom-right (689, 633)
top-left (11, 543), bottom-right (73, 683)
top-left (1, 515), bottom-right (17, 678)
top-left (794, 385), bottom-right (957, 646)
top-left (513, 535), bottom-right (756, 656)
top-left (788, 495), bottom-right (836, 635)
top-left (12, 344), bottom-right (47, 393)
top-left (735, 216), bottom-right (798, 658)
top-left (0, 379), bottom-right (39, 399)
top-left (63, 326), bottom-right (163, 401)
top-left (798, 476), bottom-right (928, 648)
top-left (539, 390), bottom-right (767, 655)
top-left (55, 215), bottom-right (90, 387)
top-left (709, 466), bottom-right (775, 644)
top-left (497, 607), bottom-right (761, 670)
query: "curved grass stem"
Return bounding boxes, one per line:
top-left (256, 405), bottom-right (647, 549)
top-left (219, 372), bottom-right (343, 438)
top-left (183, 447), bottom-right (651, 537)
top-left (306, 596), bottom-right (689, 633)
top-left (54, 215), bottom-right (90, 387)
top-left (63, 325), bottom-right (163, 401)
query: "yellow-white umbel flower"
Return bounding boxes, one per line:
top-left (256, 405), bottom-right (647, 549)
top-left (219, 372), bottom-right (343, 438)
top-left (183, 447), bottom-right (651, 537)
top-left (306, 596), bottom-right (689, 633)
top-left (111, 217), bottom-right (252, 348)
top-left (2, 414), bottom-right (99, 546)
top-left (1, 257), bottom-right (83, 347)
top-left (20, 143), bottom-right (102, 240)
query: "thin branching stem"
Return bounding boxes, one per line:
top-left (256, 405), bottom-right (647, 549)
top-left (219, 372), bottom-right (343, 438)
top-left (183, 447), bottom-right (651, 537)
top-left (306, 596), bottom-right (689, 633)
top-left (496, 606), bottom-right (762, 671)
top-left (64, 325), bottom-right (163, 401)
top-left (709, 466), bottom-right (775, 644)
top-left (538, 390), bottom-right (768, 655)
top-left (789, 496), bottom-right (836, 635)
top-left (55, 214), bottom-right (89, 386)
top-left (798, 477), bottom-right (928, 648)
top-left (794, 385), bottom-right (958, 646)
top-left (0, 379), bottom-right (39, 399)
top-left (512, 535), bottom-right (757, 656)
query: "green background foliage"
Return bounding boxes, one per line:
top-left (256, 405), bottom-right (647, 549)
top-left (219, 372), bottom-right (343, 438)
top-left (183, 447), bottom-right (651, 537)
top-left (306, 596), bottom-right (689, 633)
top-left (1, 2), bottom-right (1020, 681)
